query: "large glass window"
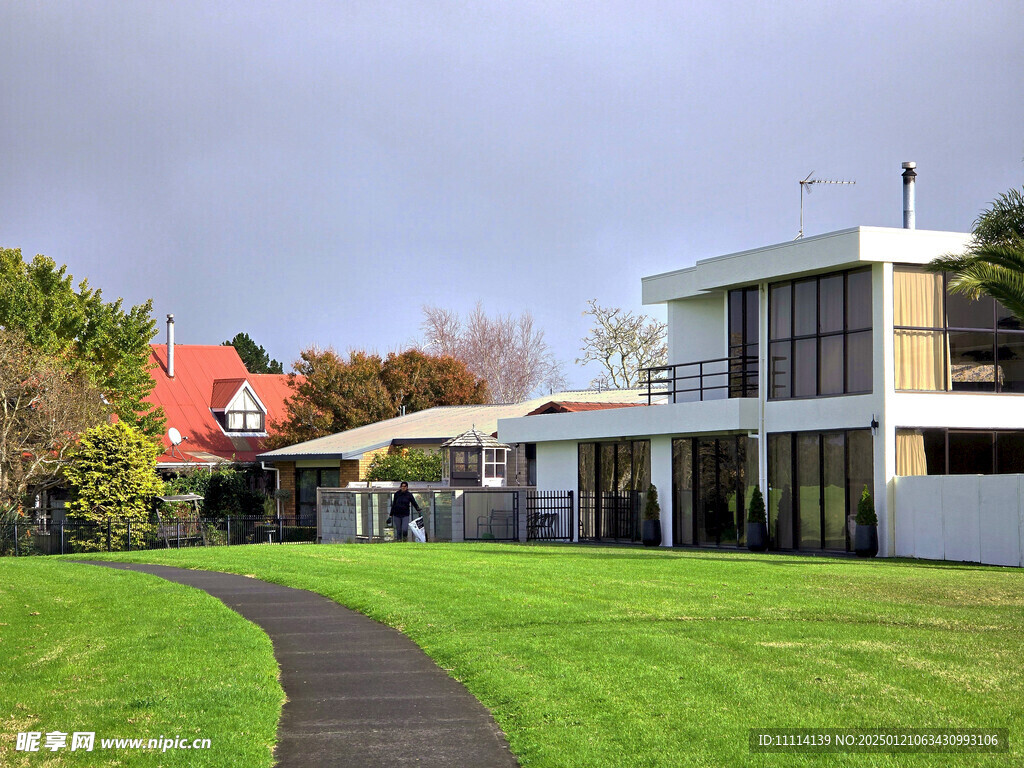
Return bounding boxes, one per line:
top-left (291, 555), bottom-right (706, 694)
top-left (769, 268), bottom-right (872, 399)
top-left (768, 430), bottom-right (872, 552)
top-left (224, 389), bottom-right (265, 432)
top-left (728, 287), bottom-right (759, 397)
top-left (671, 435), bottom-right (755, 548)
top-left (896, 428), bottom-right (1024, 475)
top-left (577, 440), bottom-right (650, 541)
top-left (297, 467), bottom-right (341, 524)
top-left (894, 266), bottom-right (1024, 392)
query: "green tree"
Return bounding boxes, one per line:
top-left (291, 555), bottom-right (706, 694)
top-left (365, 449), bottom-right (443, 482)
top-left (63, 421), bottom-right (163, 551)
top-left (0, 248), bottom-right (164, 435)
top-left (223, 332), bottom-right (283, 374)
top-left (380, 349), bottom-right (488, 413)
top-left (927, 187), bottom-right (1024, 320)
top-left (0, 329), bottom-right (107, 521)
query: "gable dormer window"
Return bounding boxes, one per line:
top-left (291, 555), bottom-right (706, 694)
top-left (225, 389), bottom-right (264, 432)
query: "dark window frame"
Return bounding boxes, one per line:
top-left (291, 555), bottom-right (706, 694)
top-left (764, 429), bottom-right (873, 553)
top-left (895, 427), bottom-right (1024, 474)
top-left (893, 266), bottom-right (1024, 393)
top-left (768, 267), bottom-right (873, 400)
top-left (728, 287), bottom-right (759, 397)
top-left (670, 434), bottom-right (752, 549)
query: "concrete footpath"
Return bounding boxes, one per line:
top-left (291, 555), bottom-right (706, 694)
top-left (79, 562), bottom-right (518, 767)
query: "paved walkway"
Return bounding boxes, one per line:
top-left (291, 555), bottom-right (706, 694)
top-left (79, 562), bottom-right (518, 767)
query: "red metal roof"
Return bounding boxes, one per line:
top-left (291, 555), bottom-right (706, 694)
top-left (525, 401), bottom-right (647, 416)
top-left (147, 345), bottom-right (296, 466)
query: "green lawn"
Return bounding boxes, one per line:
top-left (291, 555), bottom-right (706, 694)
top-left (53, 543), bottom-right (1024, 767)
top-left (0, 558), bottom-right (283, 767)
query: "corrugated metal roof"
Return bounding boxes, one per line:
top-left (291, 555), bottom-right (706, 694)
top-left (259, 388), bottom-right (647, 461)
top-left (148, 345), bottom-right (296, 466)
top-left (209, 378), bottom-right (247, 409)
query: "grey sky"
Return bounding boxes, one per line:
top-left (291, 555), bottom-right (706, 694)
top-left (2, 1), bottom-right (1022, 389)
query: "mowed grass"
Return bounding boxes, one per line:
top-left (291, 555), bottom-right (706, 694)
top-left (69, 544), bottom-right (1024, 767)
top-left (0, 559), bottom-right (283, 767)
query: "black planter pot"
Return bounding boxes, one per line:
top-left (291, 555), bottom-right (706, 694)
top-left (746, 521), bottom-right (769, 552)
top-left (854, 524), bottom-right (878, 558)
top-left (641, 519), bottom-right (662, 547)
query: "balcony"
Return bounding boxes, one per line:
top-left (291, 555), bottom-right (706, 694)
top-left (642, 354), bottom-right (758, 405)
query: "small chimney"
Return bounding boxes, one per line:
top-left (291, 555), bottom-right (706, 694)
top-left (901, 161), bottom-right (916, 229)
top-left (166, 314), bottom-right (175, 378)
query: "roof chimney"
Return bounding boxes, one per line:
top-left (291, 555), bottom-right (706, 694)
top-left (901, 161), bottom-right (916, 229)
top-left (166, 314), bottom-right (175, 378)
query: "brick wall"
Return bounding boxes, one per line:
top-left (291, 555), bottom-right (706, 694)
top-left (275, 461), bottom-right (296, 516)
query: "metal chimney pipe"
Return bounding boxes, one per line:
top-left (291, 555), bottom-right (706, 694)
top-left (901, 161), bottom-right (917, 229)
top-left (166, 314), bottom-right (175, 378)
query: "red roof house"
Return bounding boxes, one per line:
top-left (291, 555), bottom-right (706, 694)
top-left (525, 401), bottom-right (647, 416)
top-left (147, 343), bottom-right (295, 469)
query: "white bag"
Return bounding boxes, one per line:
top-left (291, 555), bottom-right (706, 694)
top-left (409, 516), bottom-right (427, 543)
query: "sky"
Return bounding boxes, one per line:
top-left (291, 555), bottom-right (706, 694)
top-left (2, 1), bottom-right (1022, 389)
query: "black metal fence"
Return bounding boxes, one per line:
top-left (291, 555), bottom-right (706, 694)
top-left (578, 490), bottom-right (643, 543)
top-left (1, 514), bottom-right (316, 557)
top-left (526, 490), bottom-right (574, 540)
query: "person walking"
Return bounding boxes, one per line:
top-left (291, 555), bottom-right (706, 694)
top-left (389, 482), bottom-right (420, 542)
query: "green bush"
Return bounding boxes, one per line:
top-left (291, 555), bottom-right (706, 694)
top-left (746, 486), bottom-right (766, 524)
top-left (63, 421), bottom-right (162, 551)
top-left (162, 465), bottom-right (270, 518)
top-left (365, 449), bottom-right (442, 482)
top-left (643, 484), bottom-right (661, 521)
top-left (856, 486), bottom-right (877, 526)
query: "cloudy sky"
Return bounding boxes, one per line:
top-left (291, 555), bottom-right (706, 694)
top-left (2, 1), bottom-right (1022, 388)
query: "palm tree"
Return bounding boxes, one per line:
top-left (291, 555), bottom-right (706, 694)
top-left (927, 187), bottom-right (1024, 321)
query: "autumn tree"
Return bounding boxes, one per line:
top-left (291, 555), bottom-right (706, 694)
top-left (577, 300), bottom-right (667, 389)
top-left (222, 331), bottom-right (284, 374)
top-left (420, 303), bottom-right (565, 403)
top-left (266, 347), bottom-right (487, 449)
top-left (0, 329), bottom-right (107, 521)
top-left (0, 248), bottom-right (163, 435)
top-left (380, 349), bottom-right (488, 413)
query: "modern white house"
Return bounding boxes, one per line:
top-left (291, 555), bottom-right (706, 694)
top-left (499, 205), bottom-right (1024, 564)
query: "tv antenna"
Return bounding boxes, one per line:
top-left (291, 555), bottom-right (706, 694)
top-left (796, 172), bottom-right (856, 239)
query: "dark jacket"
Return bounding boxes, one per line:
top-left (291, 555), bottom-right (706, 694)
top-left (390, 490), bottom-right (420, 517)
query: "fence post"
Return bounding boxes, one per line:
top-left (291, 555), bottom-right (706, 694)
top-left (60, 522), bottom-right (65, 555)
top-left (568, 490), bottom-right (574, 541)
top-left (106, 519), bottom-right (112, 552)
top-left (127, 520), bottom-right (132, 552)
top-left (226, 516), bottom-right (231, 546)
top-left (277, 515), bottom-right (283, 544)
top-left (176, 520), bottom-right (180, 549)
top-left (13, 522), bottom-right (19, 556)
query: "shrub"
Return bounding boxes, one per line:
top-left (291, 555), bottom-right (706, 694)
top-left (64, 421), bottom-right (162, 551)
top-left (746, 486), bottom-right (766, 524)
top-left (162, 464), bottom-right (269, 518)
top-left (643, 485), bottom-right (661, 521)
top-left (366, 448), bottom-right (443, 482)
top-left (856, 486), bottom-right (877, 526)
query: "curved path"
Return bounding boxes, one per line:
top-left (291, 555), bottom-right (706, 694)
top-left (79, 562), bottom-right (518, 767)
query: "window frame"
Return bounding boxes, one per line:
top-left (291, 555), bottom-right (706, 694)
top-left (893, 266), bottom-right (1024, 393)
top-left (768, 267), bottom-right (873, 400)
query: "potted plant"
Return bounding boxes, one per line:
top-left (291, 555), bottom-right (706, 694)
top-left (641, 484), bottom-right (662, 547)
top-left (746, 486), bottom-right (769, 552)
top-left (854, 486), bottom-right (878, 558)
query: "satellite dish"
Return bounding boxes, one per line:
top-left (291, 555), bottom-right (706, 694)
top-left (168, 427), bottom-right (182, 446)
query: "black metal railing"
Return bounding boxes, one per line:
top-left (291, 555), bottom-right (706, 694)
top-left (526, 490), bottom-right (573, 540)
top-left (642, 354), bottom-right (758, 404)
top-left (578, 490), bottom-right (643, 543)
top-left (0, 514), bottom-right (316, 557)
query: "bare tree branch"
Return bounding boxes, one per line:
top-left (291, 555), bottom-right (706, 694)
top-left (576, 299), bottom-right (667, 389)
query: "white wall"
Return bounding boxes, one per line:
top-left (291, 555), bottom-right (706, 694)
top-left (893, 474), bottom-right (1024, 567)
top-left (667, 293), bottom-right (725, 365)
